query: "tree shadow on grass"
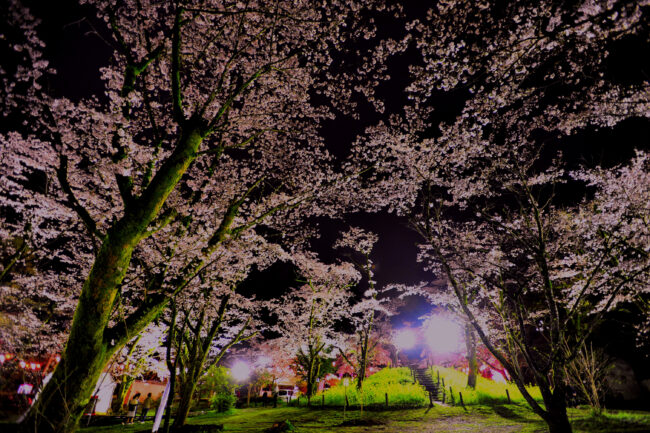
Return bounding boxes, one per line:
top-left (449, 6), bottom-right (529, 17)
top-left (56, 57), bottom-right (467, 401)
top-left (491, 405), bottom-right (535, 423)
top-left (571, 413), bottom-right (650, 433)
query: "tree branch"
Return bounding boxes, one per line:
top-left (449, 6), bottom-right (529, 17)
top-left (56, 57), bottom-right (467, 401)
top-left (56, 155), bottom-right (104, 241)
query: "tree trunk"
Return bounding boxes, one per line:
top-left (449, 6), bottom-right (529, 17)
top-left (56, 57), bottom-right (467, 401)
top-left (113, 376), bottom-right (135, 412)
top-left (20, 333), bottom-right (110, 433)
top-left (359, 384), bottom-right (364, 418)
top-left (544, 401), bottom-right (572, 433)
top-left (465, 323), bottom-right (477, 389)
top-left (531, 374), bottom-right (572, 433)
top-left (18, 129), bottom-right (204, 433)
top-left (19, 237), bottom-right (128, 433)
top-left (172, 380), bottom-right (196, 429)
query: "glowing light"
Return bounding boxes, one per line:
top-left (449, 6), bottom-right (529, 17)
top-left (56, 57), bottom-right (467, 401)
top-left (231, 361), bottom-right (250, 381)
top-left (0, 354), bottom-right (5, 363)
top-left (55, 355), bottom-right (61, 362)
top-left (394, 328), bottom-right (417, 350)
top-left (424, 315), bottom-right (464, 354)
top-left (19, 360), bottom-right (26, 368)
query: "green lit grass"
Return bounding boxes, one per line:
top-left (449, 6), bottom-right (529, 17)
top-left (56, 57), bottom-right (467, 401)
top-left (430, 365), bottom-right (543, 406)
top-left (72, 367), bottom-right (649, 432)
top-left (76, 405), bottom-right (650, 433)
top-left (316, 367), bottom-right (428, 407)
top-left (570, 409), bottom-right (650, 432)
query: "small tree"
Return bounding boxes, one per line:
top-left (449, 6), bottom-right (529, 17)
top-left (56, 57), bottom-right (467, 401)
top-left (199, 365), bottom-right (236, 413)
top-left (163, 287), bottom-right (263, 429)
top-left (277, 252), bottom-right (359, 406)
top-left (334, 227), bottom-right (393, 416)
top-left (564, 343), bottom-right (612, 414)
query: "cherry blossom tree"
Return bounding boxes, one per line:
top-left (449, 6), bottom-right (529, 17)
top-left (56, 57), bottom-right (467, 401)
top-left (163, 235), bottom-right (284, 429)
top-left (0, 0), bottom-right (396, 431)
top-left (249, 340), bottom-right (296, 388)
top-left (0, 232), bottom-right (68, 358)
top-left (275, 252), bottom-right (359, 406)
top-left (164, 289), bottom-right (262, 429)
top-left (345, 1), bottom-right (650, 432)
top-left (394, 280), bottom-right (481, 389)
top-left (333, 227), bottom-right (393, 417)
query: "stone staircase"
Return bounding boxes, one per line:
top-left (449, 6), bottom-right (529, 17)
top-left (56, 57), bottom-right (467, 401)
top-left (410, 366), bottom-right (441, 406)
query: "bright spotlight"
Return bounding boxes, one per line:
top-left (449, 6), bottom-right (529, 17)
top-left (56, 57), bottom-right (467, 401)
top-left (424, 315), bottom-right (464, 354)
top-left (231, 361), bottom-right (250, 381)
top-left (394, 328), bottom-right (417, 350)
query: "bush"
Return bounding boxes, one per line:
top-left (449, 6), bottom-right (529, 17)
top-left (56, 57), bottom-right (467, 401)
top-left (209, 392), bottom-right (236, 413)
top-left (429, 365), bottom-right (542, 406)
top-left (315, 367), bottom-right (428, 408)
top-left (198, 365), bottom-right (237, 412)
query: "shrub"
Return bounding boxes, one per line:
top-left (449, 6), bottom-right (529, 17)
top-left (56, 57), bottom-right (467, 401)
top-left (209, 392), bottom-right (236, 413)
top-left (198, 365), bottom-right (237, 412)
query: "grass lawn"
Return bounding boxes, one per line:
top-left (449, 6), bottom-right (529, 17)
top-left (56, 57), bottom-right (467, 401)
top-left (429, 366), bottom-right (543, 406)
top-left (78, 405), bottom-right (650, 433)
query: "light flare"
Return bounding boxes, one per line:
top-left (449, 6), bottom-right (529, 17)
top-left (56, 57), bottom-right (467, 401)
top-left (394, 328), bottom-right (417, 350)
top-left (424, 315), bottom-right (464, 354)
top-left (231, 361), bottom-right (250, 381)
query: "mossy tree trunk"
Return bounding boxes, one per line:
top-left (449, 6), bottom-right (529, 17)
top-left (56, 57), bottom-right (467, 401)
top-left (20, 126), bottom-right (205, 433)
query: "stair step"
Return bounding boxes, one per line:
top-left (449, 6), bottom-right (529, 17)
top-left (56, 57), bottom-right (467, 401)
top-left (408, 366), bottom-right (445, 403)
